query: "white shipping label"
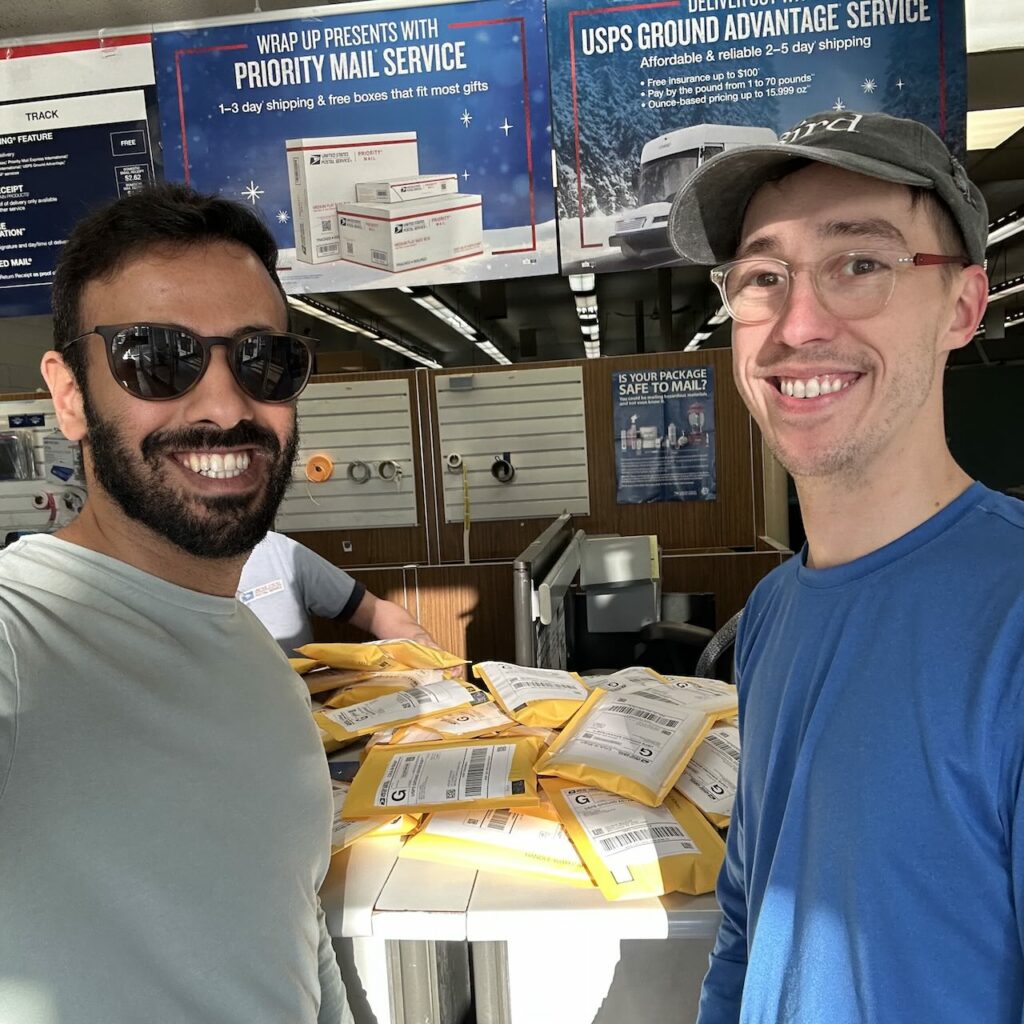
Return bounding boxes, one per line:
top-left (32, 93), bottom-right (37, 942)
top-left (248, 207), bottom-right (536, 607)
top-left (331, 782), bottom-right (383, 847)
top-left (374, 743), bottom-right (518, 808)
top-left (361, 669), bottom-right (446, 685)
top-left (675, 724), bottom-right (740, 814)
top-left (661, 676), bottom-right (738, 714)
top-left (556, 689), bottom-right (707, 788)
top-left (582, 667), bottom-right (664, 693)
top-left (563, 786), bottom-right (698, 873)
top-left (323, 680), bottom-right (472, 730)
top-left (425, 701), bottom-right (514, 735)
top-left (480, 661), bottom-right (587, 710)
top-left (425, 808), bottom-right (582, 862)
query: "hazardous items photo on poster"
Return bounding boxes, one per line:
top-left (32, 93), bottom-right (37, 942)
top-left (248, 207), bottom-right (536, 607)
top-left (152, 0), bottom-right (557, 296)
top-left (613, 368), bottom-right (717, 504)
top-left (547, 0), bottom-right (965, 275)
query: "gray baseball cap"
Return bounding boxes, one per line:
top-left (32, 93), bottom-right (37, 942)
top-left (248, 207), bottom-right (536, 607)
top-left (666, 110), bottom-right (988, 266)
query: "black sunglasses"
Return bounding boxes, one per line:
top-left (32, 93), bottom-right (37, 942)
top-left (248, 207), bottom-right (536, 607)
top-left (59, 323), bottom-right (318, 403)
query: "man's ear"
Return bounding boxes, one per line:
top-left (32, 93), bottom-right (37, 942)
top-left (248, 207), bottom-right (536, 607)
top-left (943, 265), bottom-right (989, 354)
top-left (40, 351), bottom-right (87, 442)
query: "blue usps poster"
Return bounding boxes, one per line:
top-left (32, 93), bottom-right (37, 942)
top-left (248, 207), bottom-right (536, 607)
top-left (152, 0), bottom-right (556, 296)
top-left (0, 36), bottom-right (157, 317)
top-left (547, 0), bottom-right (967, 275)
top-left (613, 367), bottom-right (717, 503)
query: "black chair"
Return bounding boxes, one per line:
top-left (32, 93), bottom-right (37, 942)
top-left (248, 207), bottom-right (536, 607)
top-left (694, 610), bottom-right (743, 683)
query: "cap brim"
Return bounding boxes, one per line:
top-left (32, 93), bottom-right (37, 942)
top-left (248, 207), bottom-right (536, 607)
top-left (666, 144), bottom-right (934, 265)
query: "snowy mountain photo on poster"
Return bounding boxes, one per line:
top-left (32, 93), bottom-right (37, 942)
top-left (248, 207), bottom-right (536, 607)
top-left (152, 0), bottom-right (555, 294)
top-left (547, 0), bottom-right (966, 275)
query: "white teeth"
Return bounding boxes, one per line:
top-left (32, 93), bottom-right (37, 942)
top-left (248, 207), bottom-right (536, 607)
top-left (779, 375), bottom-right (852, 400)
top-left (179, 451), bottom-right (251, 480)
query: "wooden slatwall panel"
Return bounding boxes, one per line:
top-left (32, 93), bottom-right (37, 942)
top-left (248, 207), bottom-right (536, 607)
top-left (661, 550), bottom-right (787, 629)
top-left (308, 562), bottom-right (516, 665)
top-left (434, 366), bottom-right (590, 524)
top-left (276, 377), bottom-right (419, 533)
top-left (430, 350), bottom-right (765, 563)
top-left (0, 396), bottom-right (64, 536)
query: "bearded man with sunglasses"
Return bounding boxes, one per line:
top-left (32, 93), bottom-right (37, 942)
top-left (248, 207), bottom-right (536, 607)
top-left (668, 112), bottom-right (1023, 1023)
top-left (0, 184), bottom-right (352, 1024)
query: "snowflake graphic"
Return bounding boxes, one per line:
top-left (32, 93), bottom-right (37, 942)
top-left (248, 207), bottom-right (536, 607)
top-left (862, 78), bottom-right (877, 94)
top-left (462, 170), bottom-right (470, 182)
top-left (240, 181), bottom-right (264, 204)
top-left (896, 78), bottom-right (905, 91)
top-left (833, 97), bottom-right (846, 111)
top-left (276, 210), bottom-right (290, 224)
top-left (499, 118), bottom-right (514, 137)
top-left (459, 109), bottom-right (473, 127)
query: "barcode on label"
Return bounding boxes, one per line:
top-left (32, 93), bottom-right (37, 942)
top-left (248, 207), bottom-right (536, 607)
top-left (705, 733), bottom-right (739, 759)
top-left (346, 241), bottom-right (354, 254)
top-left (464, 747), bottom-right (488, 798)
top-left (405, 687), bottom-right (438, 706)
top-left (316, 242), bottom-right (338, 256)
top-left (486, 808), bottom-right (513, 831)
top-left (371, 249), bottom-right (388, 263)
top-left (510, 678), bottom-right (575, 692)
top-left (598, 824), bottom-right (692, 852)
top-left (320, 218), bottom-right (333, 232)
top-left (605, 705), bottom-right (680, 729)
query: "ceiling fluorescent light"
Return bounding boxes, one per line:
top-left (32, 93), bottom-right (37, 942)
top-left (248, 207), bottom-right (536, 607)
top-left (287, 295), bottom-right (359, 334)
top-left (583, 340), bottom-right (601, 359)
top-left (412, 293), bottom-right (478, 339)
top-left (397, 286), bottom-right (413, 294)
top-left (707, 305), bottom-right (730, 325)
top-left (568, 273), bottom-right (596, 293)
top-left (683, 339), bottom-right (701, 352)
top-left (989, 275), bottom-right (1024, 304)
top-left (581, 323), bottom-right (600, 337)
top-left (988, 209), bottom-right (1024, 248)
top-left (287, 295), bottom-right (383, 338)
top-left (374, 336), bottom-right (442, 369)
top-left (475, 340), bottom-right (512, 365)
top-left (574, 296), bottom-right (598, 316)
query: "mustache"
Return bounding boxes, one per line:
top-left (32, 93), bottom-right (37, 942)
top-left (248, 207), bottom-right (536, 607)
top-left (141, 421), bottom-right (283, 460)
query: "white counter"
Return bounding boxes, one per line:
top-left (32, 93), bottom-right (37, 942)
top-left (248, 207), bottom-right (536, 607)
top-left (322, 836), bottom-right (722, 1024)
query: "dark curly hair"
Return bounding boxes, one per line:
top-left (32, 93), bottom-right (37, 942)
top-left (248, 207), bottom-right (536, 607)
top-left (52, 182), bottom-right (286, 388)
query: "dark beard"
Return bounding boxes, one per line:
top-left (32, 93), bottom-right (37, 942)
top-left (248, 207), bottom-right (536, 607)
top-left (81, 388), bottom-right (299, 560)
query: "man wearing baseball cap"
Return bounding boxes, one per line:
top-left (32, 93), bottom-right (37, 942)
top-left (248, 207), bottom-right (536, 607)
top-left (668, 111), bottom-right (1023, 1023)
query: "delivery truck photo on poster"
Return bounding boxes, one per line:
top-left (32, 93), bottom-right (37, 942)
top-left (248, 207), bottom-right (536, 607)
top-left (547, 0), bottom-right (966, 276)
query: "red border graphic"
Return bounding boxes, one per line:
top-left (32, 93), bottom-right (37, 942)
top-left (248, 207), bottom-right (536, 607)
top-left (567, 0), bottom-right (678, 249)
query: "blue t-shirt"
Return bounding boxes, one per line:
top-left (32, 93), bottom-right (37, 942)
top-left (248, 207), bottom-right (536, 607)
top-left (699, 483), bottom-right (1024, 1024)
top-left (238, 532), bottom-right (365, 655)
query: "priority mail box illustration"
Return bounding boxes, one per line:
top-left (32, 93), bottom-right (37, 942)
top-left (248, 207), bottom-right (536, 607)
top-left (337, 193), bottom-right (483, 273)
top-left (355, 173), bottom-right (459, 205)
top-left (286, 132), bottom-right (419, 265)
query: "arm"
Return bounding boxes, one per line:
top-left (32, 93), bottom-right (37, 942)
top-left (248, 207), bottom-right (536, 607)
top-left (347, 591), bottom-right (439, 648)
top-left (696, 780), bottom-right (748, 1024)
top-left (315, 895), bottom-right (353, 1024)
top-left (697, 632), bottom-right (751, 1024)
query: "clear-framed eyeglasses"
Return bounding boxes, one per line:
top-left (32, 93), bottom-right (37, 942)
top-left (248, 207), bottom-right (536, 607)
top-left (710, 250), bottom-right (970, 326)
